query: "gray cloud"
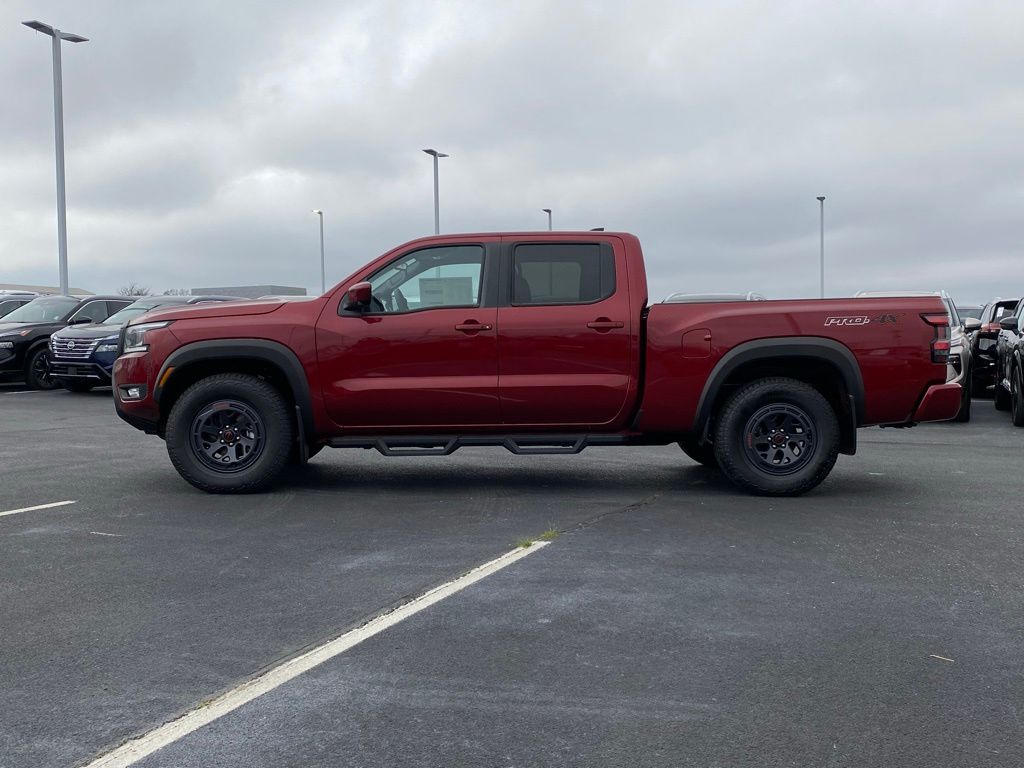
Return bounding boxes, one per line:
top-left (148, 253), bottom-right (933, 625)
top-left (1, 0), bottom-right (1021, 305)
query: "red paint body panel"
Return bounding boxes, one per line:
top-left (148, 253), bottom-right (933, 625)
top-left (495, 234), bottom-right (640, 428)
top-left (639, 296), bottom-right (953, 431)
top-left (912, 383), bottom-right (963, 422)
top-left (113, 231), bottom-right (960, 442)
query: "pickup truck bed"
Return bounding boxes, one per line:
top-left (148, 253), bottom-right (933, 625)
top-left (112, 231), bottom-right (960, 496)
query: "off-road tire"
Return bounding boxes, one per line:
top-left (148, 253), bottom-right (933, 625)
top-left (713, 377), bottom-right (839, 496)
top-left (165, 373), bottom-right (293, 493)
top-left (954, 373), bottom-right (971, 423)
top-left (60, 380), bottom-right (95, 393)
top-left (679, 438), bottom-right (718, 468)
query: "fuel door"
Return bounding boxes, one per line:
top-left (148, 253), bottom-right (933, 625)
top-left (682, 328), bottom-right (712, 358)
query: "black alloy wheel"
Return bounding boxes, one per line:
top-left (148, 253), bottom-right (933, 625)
top-left (26, 347), bottom-right (57, 390)
top-left (742, 404), bottom-right (816, 475)
top-left (190, 400), bottom-right (266, 472)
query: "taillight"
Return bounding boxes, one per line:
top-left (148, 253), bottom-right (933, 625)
top-left (921, 313), bottom-right (950, 364)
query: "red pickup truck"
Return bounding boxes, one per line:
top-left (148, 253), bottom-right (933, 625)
top-left (113, 232), bottom-right (961, 496)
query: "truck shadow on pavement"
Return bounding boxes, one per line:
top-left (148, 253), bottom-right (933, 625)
top-left (269, 457), bottom-right (915, 502)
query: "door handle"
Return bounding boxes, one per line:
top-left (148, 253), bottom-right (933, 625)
top-left (455, 322), bottom-right (493, 332)
top-left (587, 318), bottom-right (624, 331)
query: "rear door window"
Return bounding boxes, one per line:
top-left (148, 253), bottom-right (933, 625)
top-left (511, 243), bottom-right (615, 306)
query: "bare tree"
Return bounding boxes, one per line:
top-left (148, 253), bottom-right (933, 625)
top-left (162, 288), bottom-right (191, 296)
top-left (118, 283), bottom-right (150, 297)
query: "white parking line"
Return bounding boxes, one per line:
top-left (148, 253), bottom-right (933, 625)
top-left (83, 541), bottom-right (549, 768)
top-left (0, 500), bottom-right (77, 518)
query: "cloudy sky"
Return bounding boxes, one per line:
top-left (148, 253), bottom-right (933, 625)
top-left (1, 0), bottom-right (1021, 304)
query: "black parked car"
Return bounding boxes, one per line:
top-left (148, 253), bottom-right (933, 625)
top-left (49, 295), bottom-right (239, 392)
top-left (0, 295), bottom-right (132, 389)
top-left (969, 298), bottom-right (1018, 398)
top-left (993, 299), bottom-right (1024, 422)
top-left (0, 291), bottom-right (39, 319)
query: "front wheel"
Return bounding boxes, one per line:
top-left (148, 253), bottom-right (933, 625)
top-left (165, 373), bottom-right (294, 493)
top-left (25, 347), bottom-right (57, 390)
top-left (713, 377), bottom-right (839, 496)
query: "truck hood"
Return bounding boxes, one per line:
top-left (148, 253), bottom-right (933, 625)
top-left (131, 299), bottom-right (286, 324)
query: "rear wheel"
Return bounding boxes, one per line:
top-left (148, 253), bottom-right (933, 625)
top-left (954, 372), bottom-right (972, 422)
top-left (713, 377), bottom-right (839, 496)
top-left (165, 373), bottom-right (293, 493)
top-left (25, 347), bottom-right (57, 390)
top-left (1012, 366), bottom-right (1024, 427)
top-left (679, 438), bottom-right (717, 468)
top-left (60, 380), bottom-right (95, 393)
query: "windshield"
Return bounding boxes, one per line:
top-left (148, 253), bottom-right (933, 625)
top-left (102, 301), bottom-right (179, 325)
top-left (2, 297), bottom-right (79, 323)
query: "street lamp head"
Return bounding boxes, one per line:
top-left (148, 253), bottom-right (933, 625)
top-left (312, 209), bottom-right (322, 215)
top-left (23, 20), bottom-right (55, 35)
top-left (816, 196), bottom-right (826, 202)
top-left (542, 208), bottom-right (552, 214)
top-left (23, 21), bottom-right (88, 41)
top-left (422, 149), bottom-right (449, 158)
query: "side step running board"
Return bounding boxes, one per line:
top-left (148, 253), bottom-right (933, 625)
top-left (328, 434), bottom-right (629, 457)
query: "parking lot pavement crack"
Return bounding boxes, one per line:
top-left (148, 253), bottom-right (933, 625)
top-left (557, 492), bottom-right (663, 536)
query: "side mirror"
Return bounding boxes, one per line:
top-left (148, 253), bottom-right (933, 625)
top-left (69, 317), bottom-right (93, 325)
top-left (963, 317), bottom-right (981, 333)
top-left (344, 282), bottom-right (372, 311)
top-left (999, 316), bottom-right (1018, 331)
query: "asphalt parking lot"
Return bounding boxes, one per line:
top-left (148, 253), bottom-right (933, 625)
top-left (2, 384), bottom-right (1023, 768)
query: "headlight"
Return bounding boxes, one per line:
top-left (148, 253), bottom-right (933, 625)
top-left (122, 321), bottom-right (172, 354)
top-left (96, 342), bottom-right (119, 353)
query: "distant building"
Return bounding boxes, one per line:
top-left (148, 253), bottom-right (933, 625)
top-left (0, 282), bottom-right (92, 296)
top-left (190, 285), bottom-right (307, 299)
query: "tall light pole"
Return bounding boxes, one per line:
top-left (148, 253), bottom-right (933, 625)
top-left (311, 210), bottom-right (325, 294)
top-left (816, 196), bottom-right (826, 298)
top-left (23, 20), bottom-right (88, 297)
top-left (422, 148), bottom-right (448, 234)
top-left (542, 208), bottom-right (552, 231)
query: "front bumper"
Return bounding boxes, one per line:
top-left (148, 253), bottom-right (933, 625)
top-left (49, 360), bottom-right (112, 385)
top-left (912, 382), bottom-right (963, 423)
top-left (113, 353), bottom-right (161, 434)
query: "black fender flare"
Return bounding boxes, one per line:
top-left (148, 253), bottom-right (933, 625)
top-left (694, 337), bottom-right (864, 452)
top-left (154, 339), bottom-right (314, 437)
